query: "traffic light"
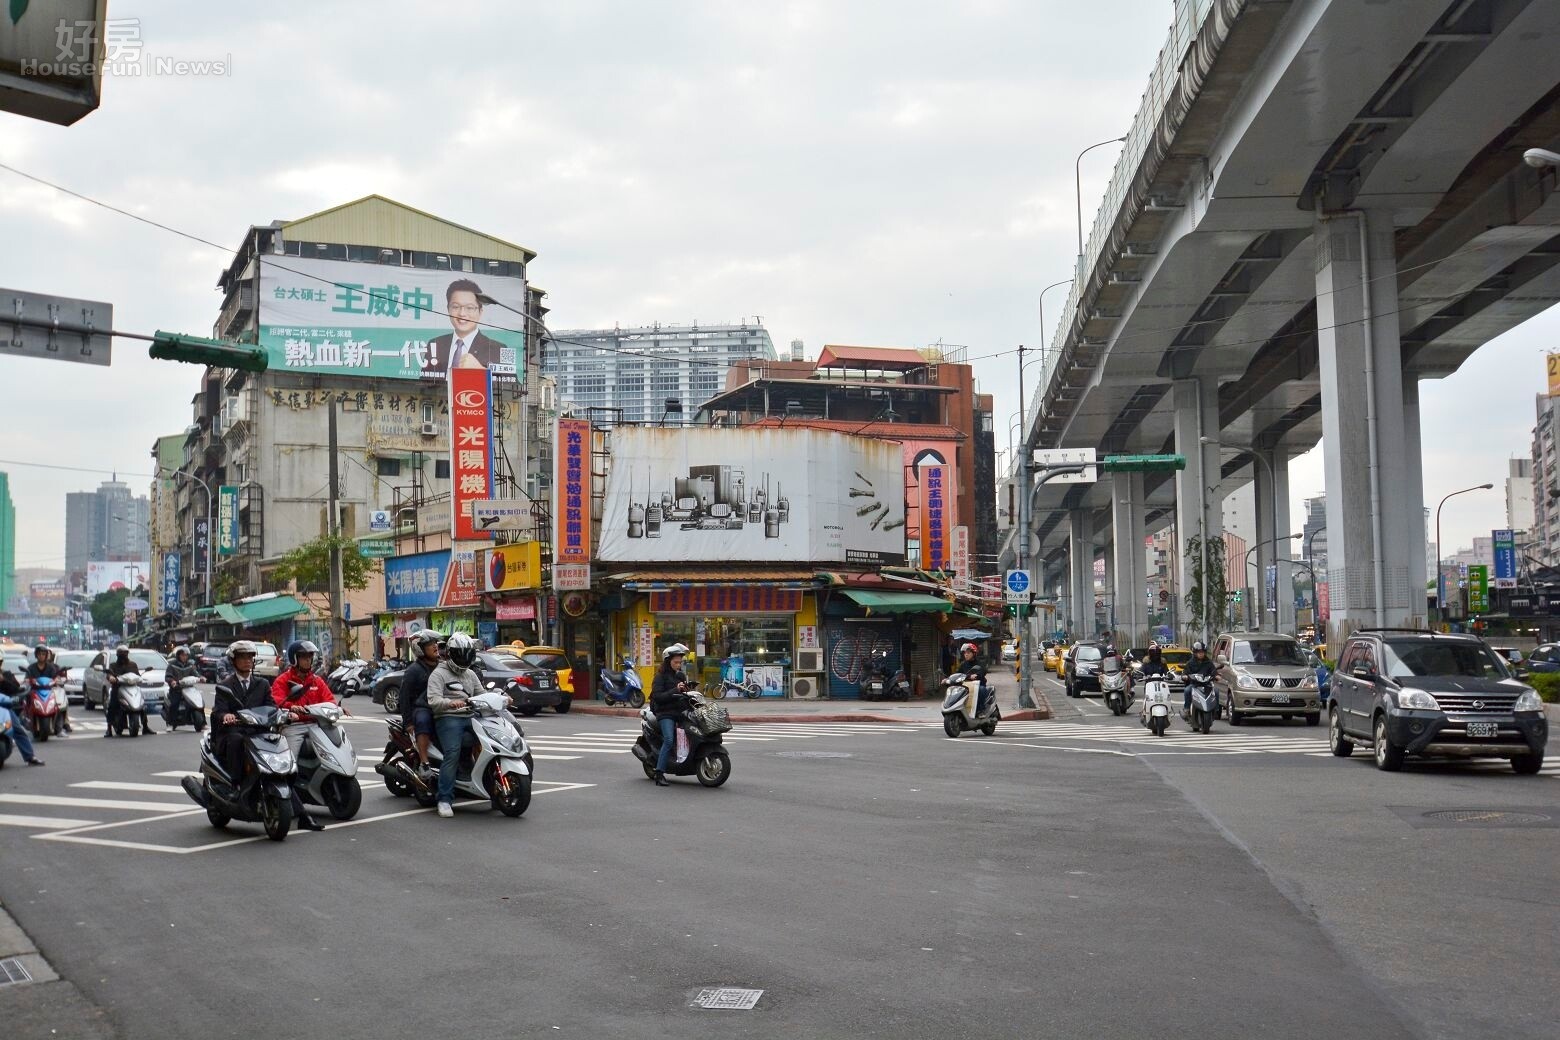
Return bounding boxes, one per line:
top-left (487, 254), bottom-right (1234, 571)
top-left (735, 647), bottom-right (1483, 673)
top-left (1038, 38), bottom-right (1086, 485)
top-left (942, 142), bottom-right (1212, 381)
top-left (149, 331), bottom-right (268, 372)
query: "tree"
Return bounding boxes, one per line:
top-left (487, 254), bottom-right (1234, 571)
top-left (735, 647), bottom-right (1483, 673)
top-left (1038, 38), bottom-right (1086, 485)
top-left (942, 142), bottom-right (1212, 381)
top-left (1183, 533), bottom-right (1228, 639)
top-left (270, 534), bottom-right (380, 615)
top-left (90, 587), bottom-right (129, 632)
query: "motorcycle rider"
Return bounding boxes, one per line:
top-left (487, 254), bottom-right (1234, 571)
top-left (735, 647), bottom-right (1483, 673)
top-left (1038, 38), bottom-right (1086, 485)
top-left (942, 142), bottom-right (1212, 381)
top-left (24, 645), bottom-right (72, 735)
top-left (1182, 640), bottom-right (1217, 717)
top-left (270, 639), bottom-right (334, 833)
top-left (649, 643), bottom-right (693, 787)
top-left (0, 664), bottom-right (44, 765)
top-left (399, 631), bottom-right (444, 777)
top-left (424, 631), bottom-right (482, 818)
top-left (211, 641), bottom-right (277, 782)
top-left (957, 642), bottom-right (992, 716)
top-left (107, 644), bottom-right (154, 736)
top-left (1136, 644), bottom-right (1171, 719)
top-left (164, 645), bottom-right (202, 727)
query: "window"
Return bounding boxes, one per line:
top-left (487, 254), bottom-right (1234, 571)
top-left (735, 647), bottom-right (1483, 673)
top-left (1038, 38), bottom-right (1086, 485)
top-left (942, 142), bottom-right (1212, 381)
top-left (1231, 640), bottom-right (1306, 666)
top-left (377, 458), bottom-right (401, 477)
top-left (1381, 639), bottom-right (1509, 680)
top-left (434, 459), bottom-right (451, 479)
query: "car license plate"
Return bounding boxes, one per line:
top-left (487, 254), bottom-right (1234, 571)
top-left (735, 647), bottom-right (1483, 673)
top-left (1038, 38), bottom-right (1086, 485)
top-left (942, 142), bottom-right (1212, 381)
top-left (1466, 721), bottom-right (1498, 738)
top-left (1269, 693), bottom-right (1290, 705)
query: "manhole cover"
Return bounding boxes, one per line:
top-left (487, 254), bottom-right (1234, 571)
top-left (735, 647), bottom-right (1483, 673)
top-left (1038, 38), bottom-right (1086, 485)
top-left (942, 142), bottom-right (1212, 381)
top-left (0, 958), bottom-right (33, 987)
top-left (692, 987), bottom-right (763, 1010)
top-left (1423, 809), bottom-right (1552, 825)
top-left (775, 751), bottom-right (852, 759)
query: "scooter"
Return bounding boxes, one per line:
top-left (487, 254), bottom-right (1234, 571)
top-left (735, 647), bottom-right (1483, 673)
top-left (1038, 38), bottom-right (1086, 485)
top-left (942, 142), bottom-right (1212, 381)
top-left (0, 709), bottom-right (14, 768)
top-left (415, 686), bottom-right (535, 816)
top-left (859, 650), bottom-right (892, 701)
top-left (940, 672), bottom-right (1000, 738)
top-left (26, 675), bottom-right (65, 741)
top-left (162, 675), bottom-right (207, 731)
top-left (1099, 658), bottom-right (1133, 716)
top-left (631, 688), bottom-right (732, 786)
top-left (1139, 675), bottom-right (1172, 737)
top-left (179, 705), bottom-right (298, 841)
top-left (1184, 674), bottom-right (1215, 734)
top-left (328, 657), bottom-right (370, 699)
top-left (888, 666), bottom-right (913, 701)
top-left (375, 716), bottom-right (425, 799)
top-left (600, 658), bottom-right (646, 708)
top-left (113, 673), bottom-right (152, 737)
top-left (286, 702), bottom-right (362, 820)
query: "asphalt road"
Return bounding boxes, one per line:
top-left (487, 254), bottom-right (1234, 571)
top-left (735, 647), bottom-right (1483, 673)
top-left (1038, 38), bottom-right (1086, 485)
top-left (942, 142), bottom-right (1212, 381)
top-left (1, 683), bottom-right (1555, 1039)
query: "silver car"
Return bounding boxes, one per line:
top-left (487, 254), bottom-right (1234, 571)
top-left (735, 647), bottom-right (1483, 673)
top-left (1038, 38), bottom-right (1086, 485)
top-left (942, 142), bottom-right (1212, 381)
top-left (1212, 632), bottom-right (1321, 725)
top-left (53, 650), bottom-right (97, 705)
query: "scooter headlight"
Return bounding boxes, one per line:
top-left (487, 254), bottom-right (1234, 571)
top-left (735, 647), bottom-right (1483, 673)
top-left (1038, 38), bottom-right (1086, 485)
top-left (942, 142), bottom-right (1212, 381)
top-left (256, 749), bottom-right (295, 774)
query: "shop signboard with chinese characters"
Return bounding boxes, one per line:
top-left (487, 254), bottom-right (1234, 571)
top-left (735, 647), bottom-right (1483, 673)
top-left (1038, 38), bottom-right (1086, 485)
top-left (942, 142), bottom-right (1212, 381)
top-left (257, 255), bottom-right (525, 383)
top-left (950, 525), bottom-right (970, 585)
top-left (159, 552), bottom-right (181, 614)
top-left (1467, 564), bottom-right (1489, 613)
top-left (194, 518), bottom-right (210, 569)
top-left (443, 547), bottom-right (482, 608)
top-left (918, 465), bottom-right (949, 571)
top-left (217, 485), bottom-right (239, 556)
top-left (1493, 529), bottom-right (1517, 589)
top-left (384, 550), bottom-right (448, 611)
top-left (449, 367), bottom-right (495, 542)
top-left (555, 417), bottom-right (592, 588)
top-left (597, 427), bottom-right (905, 565)
top-left (482, 541), bottom-right (543, 593)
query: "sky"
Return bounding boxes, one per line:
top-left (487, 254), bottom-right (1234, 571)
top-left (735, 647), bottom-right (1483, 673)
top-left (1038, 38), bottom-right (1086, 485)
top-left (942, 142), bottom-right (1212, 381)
top-left (0, 1), bottom-right (1552, 576)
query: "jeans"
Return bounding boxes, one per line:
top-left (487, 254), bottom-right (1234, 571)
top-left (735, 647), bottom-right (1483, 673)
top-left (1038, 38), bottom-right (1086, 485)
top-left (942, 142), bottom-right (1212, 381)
top-left (434, 715), bottom-right (472, 803)
top-left (655, 716), bottom-right (676, 773)
top-left (2, 707), bottom-right (36, 761)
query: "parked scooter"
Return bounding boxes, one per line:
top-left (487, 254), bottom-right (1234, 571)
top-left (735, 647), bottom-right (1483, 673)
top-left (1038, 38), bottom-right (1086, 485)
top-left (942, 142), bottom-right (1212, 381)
top-left (940, 671), bottom-right (1000, 738)
top-left (417, 685), bottom-right (535, 816)
top-left (113, 673), bottom-right (153, 737)
top-left (179, 704), bottom-right (298, 841)
top-left (600, 657), bottom-right (646, 708)
top-left (287, 701), bottom-right (362, 820)
top-left (1099, 656), bottom-right (1133, 716)
top-left (631, 688), bottom-right (732, 786)
top-left (858, 650), bottom-right (910, 701)
top-left (328, 657), bottom-right (371, 699)
top-left (1139, 675), bottom-right (1173, 736)
top-left (162, 675), bottom-right (207, 732)
top-left (25, 675), bottom-right (65, 741)
top-left (1184, 674), bottom-right (1215, 734)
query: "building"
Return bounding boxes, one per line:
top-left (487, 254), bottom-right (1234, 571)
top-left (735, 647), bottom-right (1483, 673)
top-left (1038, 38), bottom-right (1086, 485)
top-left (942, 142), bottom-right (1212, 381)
top-left (62, 479), bottom-right (150, 584)
top-left (545, 321), bottom-right (776, 423)
top-left (64, 492), bottom-right (96, 579)
top-left (0, 471), bottom-right (14, 610)
top-left (1508, 457), bottom-right (1535, 532)
top-left (148, 435), bottom-right (187, 614)
top-left (1532, 394), bottom-right (1560, 567)
top-left (162, 195), bottom-right (549, 656)
top-left (1301, 494), bottom-right (1327, 576)
top-left (1447, 537), bottom-right (1495, 570)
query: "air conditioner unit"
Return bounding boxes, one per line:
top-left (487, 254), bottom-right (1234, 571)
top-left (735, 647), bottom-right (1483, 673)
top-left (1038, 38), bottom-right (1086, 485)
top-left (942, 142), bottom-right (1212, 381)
top-left (790, 674), bottom-right (822, 700)
top-left (420, 421), bottom-right (438, 437)
top-left (795, 647), bottom-right (823, 673)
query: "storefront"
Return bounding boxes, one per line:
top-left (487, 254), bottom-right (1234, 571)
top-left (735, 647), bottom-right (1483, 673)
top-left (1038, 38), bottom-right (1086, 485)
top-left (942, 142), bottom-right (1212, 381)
top-left (376, 548), bottom-right (485, 660)
top-left (481, 540), bottom-right (546, 648)
top-left (823, 588), bottom-right (952, 699)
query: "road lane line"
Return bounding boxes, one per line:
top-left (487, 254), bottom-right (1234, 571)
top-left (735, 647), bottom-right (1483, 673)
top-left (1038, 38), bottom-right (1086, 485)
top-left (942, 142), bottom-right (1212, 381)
top-left (70, 781), bottom-right (189, 794)
top-left (0, 793), bottom-right (195, 812)
top-left (0, 814), bottom-right (99, 829)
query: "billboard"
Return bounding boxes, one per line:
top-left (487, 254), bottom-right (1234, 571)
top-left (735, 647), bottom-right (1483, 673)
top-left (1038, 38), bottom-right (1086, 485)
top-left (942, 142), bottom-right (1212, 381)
top-left (258, 256), bottom-right (525, 384)
top-left (384, 548), bottom-right (483, 612)
top-left (1468, 564), bottom-right (1489, 613)
top-left (1549, 353), bottom-right (1560, 397)
top-left (1493, 529), bottom-right (1517, 589)
top-left (597, 427), bottom-right (906, 565)
top-left (555, 417), bottom-right (592, 588)
top-left (160, 551), bottom-right (181, 614)
top-left (87, 560), bottom-right (149, 597)
top-left (449, 366), bottom-right (496, 542)
top-left (217, 485), bottom-right (239, 556)
top-left (482, 541), bottom-right (543, 593)
top-left (918, 465), bottom-right (949, 570)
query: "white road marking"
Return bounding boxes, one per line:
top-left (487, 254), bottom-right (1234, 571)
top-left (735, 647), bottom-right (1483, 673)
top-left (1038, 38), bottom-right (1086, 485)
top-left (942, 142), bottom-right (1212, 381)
top-left (152, 771), bottom-right (201, 778)
top-left (0, 793), bottom-right (194, 812)
top-left (70, 781), bottom-right (189, 794)
top-left (0, 814), bottom-right (99, 829)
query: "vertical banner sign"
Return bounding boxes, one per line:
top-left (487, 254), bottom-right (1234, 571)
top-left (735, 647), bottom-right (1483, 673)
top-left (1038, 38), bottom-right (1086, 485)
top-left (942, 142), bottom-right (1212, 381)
top-left (449, 366), bottom-right (495, 542)
top-left (950, 525), bottom-right (970, 586)
top-left (1317, 581), bottom-right (1329, 623)
top-left (161, 552), bottom-right (181, 614)
top-left (1468, 564), bottom-right (1490, 613)
top-left (1493, 529), bottom-right (1517, 589)
top-left (919, 465), bottom-right (948, 571)
top-left (193, 517), bottom-right (210, 573)
top-left (217, 486), bottom-right (239, 556)
top-left (555, 417), bottom-right (592, 590)
top-left (1548, 353), bottom-right (1560, 397)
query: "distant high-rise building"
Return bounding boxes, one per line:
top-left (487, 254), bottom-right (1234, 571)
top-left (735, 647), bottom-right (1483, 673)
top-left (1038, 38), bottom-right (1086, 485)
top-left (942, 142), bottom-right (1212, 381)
top-left (0, 471), bottom-right (15, 610)
top-left (63, 478), bottom-right (151, 579)
top-left (64, 491), bottom-right (97, 576)
top-left (1302, 494), bottom-right (1327, 576)
top-left (1507, 457), bottom-right (1535, 532)
top-left (1531, 395), bottom-right (1560, 567)
top-left (789, 339), bottom-right (805, 362)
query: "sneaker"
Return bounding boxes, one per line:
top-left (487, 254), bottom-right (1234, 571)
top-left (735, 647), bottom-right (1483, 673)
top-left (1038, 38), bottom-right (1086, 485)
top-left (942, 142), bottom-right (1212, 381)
top-left (25, 758), bottom-right (44, 767)
top-left (436, 802), bottom-right (454, 818)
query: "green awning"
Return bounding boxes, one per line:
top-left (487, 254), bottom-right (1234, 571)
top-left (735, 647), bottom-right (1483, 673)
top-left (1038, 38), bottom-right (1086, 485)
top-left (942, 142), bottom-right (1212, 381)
top-left (214, 595), bottom-right (307, 627)
top-left (841, 590), bottom-right (953, 614)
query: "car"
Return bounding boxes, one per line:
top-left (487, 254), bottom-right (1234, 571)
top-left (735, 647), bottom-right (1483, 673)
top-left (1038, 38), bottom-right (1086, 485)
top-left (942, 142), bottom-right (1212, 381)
top-left (1063, 642), bottom-right (1103, 698)
top-left (1328, 629), bottom-right (1547, 774)
top-left (52, 650), bottom-right (97, 705)
top-left (1129, 645), bottom-right (1193, 692)
top-left (1043, 643), bottom-right (1066, 673)
top-left (516, 646), bottom-right (577, 702)
top-left (1001, 640), bottom-right (1018, 662)
top-left (371, 652), bottom-right (561, 715)
top-left (194, 642), bottom-right (229, 682)
top-left (249, 641), bottom-right (282, 679)
top-left (1524, 643), bottom-right (1560, 674)
top-left (82, 648), bottom-right (169, 713)
top-left (1211, 632), bottom-right (1321, 725)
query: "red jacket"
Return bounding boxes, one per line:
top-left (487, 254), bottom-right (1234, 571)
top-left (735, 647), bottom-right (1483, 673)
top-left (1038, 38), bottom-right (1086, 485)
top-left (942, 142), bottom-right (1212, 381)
top-left (271, 669), bottom-right (334, 709)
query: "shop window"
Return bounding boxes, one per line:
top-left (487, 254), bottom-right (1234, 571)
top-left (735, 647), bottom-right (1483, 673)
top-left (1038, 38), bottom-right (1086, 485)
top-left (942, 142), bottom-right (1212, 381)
top-left (655, 614), bottom-right (795, 696)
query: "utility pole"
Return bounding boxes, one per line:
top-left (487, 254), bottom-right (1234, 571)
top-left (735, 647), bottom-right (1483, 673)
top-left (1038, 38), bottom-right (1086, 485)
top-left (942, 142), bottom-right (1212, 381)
top-left (1016, 344), bottom-right (1035, 710)
top-left (327, 400), bottom-right (346, 662)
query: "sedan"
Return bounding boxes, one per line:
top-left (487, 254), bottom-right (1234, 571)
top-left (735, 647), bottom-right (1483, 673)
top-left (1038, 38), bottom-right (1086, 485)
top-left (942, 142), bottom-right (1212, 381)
top-left (372, 652), bottom-right (561, 715)
top-left (82, 648), bottom-right (169, 712)
top-left (516, 646), bottom-right (577, 702)
top-left (53, 650), bottom-right (97, 705)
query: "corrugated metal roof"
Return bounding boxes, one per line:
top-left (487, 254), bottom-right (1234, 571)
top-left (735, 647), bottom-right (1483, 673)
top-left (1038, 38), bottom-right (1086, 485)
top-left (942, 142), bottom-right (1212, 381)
top-left (745, 418), bottom-right (968, 440)
top-left (281, 195), bottom-right (535, 262)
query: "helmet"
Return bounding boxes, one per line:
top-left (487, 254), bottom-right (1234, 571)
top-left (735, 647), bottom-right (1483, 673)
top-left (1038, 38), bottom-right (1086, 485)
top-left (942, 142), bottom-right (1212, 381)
top-left (662, 643), bottom-right (690, 662)
top-left (1148, 642), bottom-right (1160, 651)
top-left (286, 639), bottom-right (320, 668)
top-left (960, 642), bottom-right (978, 655)
top-left (173, 644), bottom-right (191, 659)
top-left (115, 644), bottom-right (130, 656)
top-left (226, 639), bottom-right (257, 661)
top-left (413, 630), bottom-right (445, 655)
top-left (446, 632), bottom-right (478, 669)
top-left (1191, 641), bottom-right (1207, 653)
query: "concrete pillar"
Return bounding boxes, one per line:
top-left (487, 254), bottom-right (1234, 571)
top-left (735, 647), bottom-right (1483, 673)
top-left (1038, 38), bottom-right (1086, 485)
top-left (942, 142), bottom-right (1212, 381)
top-left (1402, 380), bottom-right (1428, 626)
top-left (1252, 464), bottom-right (1275, 630)
top-left (1315, 209), bottom-right (1418, 645)
top-left (1112, 471), bottom-right (1148, 646)
top-left (1252, 448), bottom-right (1295, 633)
top-left (1068, 509), bottom-right (1092, 640)
top-left (1173, 375), bottom-right (1223, 643)
top-left (1270, 450), bottom-right (1295, 633)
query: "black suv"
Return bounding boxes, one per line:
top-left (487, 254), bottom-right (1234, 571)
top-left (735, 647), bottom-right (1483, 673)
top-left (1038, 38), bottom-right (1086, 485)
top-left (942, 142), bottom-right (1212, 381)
top-left (1063, 642), bottom-right (1103, 698)
top-left (1328, 629), bottom-right (1547, 774)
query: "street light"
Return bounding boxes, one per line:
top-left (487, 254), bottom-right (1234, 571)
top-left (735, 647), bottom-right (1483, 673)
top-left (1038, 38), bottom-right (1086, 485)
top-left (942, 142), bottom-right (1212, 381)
top-left (1036, 278), bottom-right (1072, 389)
top-left (1523, 148), bottom-right (1560, 169)
top-left (1243, 534), bottom-right (1302, 631)
top-left (1435, 483), bottom-right (1495, 615)
top-left (1076, 136), bottom-right (1128, 261)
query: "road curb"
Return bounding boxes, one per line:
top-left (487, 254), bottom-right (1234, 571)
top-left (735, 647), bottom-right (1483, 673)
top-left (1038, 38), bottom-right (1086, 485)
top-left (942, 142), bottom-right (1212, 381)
top-left (0, 901), bottom-right (115, 1039)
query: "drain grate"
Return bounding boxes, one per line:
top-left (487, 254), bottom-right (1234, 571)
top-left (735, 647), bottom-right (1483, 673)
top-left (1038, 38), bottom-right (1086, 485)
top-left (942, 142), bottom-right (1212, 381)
top-left (692, 987), bottom-right (764, 1010)
top-left (775, 751), bottom-right (852, 759)
top-left (1424, 809), bottom-right (1552, 825)
top-left (0, 958), bottom-right (33, 986)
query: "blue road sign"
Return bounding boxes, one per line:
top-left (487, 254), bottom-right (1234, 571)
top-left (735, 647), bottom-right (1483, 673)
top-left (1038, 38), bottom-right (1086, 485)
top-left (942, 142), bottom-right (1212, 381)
top-left (1005, 570), bottom-right (1031, 595)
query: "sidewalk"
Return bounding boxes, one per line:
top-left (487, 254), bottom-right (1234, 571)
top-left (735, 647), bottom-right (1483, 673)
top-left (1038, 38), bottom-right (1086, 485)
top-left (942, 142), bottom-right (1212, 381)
top-left (572, 666), bottom-right (1052, 724)
top-left (0, 900), bottom-right (115, 1039)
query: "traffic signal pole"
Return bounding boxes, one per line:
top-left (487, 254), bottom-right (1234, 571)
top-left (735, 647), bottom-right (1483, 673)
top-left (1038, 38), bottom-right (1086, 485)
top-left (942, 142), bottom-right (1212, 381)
top-left (1016, 344), bottom-right (1035, 711)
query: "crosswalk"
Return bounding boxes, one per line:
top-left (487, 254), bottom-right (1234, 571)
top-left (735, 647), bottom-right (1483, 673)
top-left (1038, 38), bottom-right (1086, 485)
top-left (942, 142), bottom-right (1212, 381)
top-left (517, 722), bottom-right (922, 760)
top-left (966, 719), bottom-right (1330, 755)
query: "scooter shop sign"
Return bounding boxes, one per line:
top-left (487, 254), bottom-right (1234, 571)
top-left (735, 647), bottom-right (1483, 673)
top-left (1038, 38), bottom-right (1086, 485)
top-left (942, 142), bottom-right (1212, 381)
top-left (217, 485), bottom-right (239, 556)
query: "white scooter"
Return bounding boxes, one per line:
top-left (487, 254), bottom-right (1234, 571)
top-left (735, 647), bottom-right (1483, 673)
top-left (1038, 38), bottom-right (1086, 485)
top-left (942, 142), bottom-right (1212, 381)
top-left (113, 672), bottom-right (152, 737)
top-left (1099, 657), bottom-right (1134, 716)
top-left (940, 672), bottom-right (1000, 738)
top-left (418, 686), bottom-right (534, 817)
top-left (1184, 674), bottom-right (1216, 734)
top-left (1138, 674), bottom-right (1173, 736)
top-left (162, 675), bottom-right (207, 731)
top-left (286, 702), bottom-right (362, 820)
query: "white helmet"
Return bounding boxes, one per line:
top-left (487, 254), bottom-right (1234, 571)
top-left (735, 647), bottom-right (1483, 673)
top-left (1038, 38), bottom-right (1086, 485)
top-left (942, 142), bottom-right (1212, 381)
top-left (446, 632), bottom-right (478, 669)
top-left (226, 640), bottom-right (257, 661)
top-left (662, 643), bottom-right (690, 661)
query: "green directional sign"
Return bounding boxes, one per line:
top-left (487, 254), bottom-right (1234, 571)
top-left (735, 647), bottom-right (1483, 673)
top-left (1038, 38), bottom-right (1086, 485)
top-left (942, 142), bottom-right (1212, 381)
top-left (1100, 454), bottom-right (1187, 473)
top-left (357, 538), bottom-right (395, 559)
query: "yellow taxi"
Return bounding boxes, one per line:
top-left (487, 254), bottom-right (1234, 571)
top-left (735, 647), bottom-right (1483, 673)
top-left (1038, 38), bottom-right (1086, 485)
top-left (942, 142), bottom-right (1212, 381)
top-left (1044, 643), bottom-right (1067, 673)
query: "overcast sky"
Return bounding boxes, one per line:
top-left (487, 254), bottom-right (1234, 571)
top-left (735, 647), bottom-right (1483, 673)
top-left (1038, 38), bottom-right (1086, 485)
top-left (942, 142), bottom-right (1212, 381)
top-left (1, 1), bottom-right (1552, 577)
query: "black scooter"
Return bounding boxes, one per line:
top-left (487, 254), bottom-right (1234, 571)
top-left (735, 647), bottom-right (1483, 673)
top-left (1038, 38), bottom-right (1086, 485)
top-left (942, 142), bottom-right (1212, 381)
top-left (859, 650), bottom-right (911, 701)
top-left (631, 690), bottom-right (732, 787)
top-left (180, 705), bottom-right (298, 842)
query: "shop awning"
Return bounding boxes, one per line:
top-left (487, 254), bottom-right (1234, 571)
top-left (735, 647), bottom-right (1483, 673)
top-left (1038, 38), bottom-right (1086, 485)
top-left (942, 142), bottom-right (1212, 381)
top-left (213, 595), bottom-right (307, 627)
top-left (610, 569), bottom-right (824, 590)
top-left (842, 590), bottom-right (953, 614)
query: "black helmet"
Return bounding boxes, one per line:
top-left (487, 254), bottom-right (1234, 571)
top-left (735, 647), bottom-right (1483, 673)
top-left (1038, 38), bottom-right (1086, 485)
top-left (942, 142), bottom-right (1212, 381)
top-left (1191, 641), bottom-right (1207, 653)
top-left (446, 632), bottom-right (478, 669)
top-left (286, 640), bottom-right (320, 668)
